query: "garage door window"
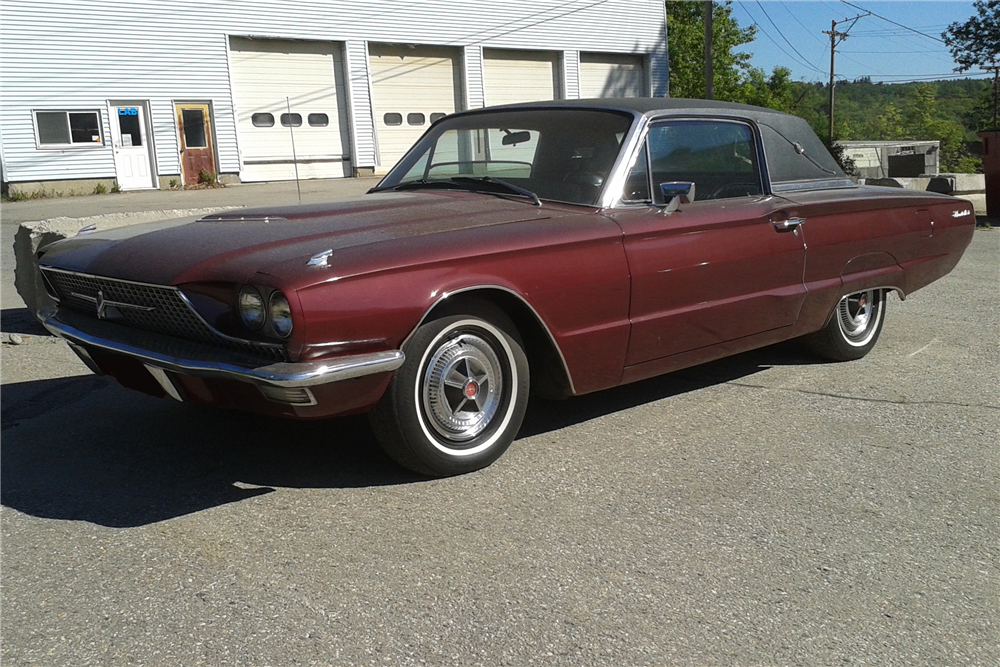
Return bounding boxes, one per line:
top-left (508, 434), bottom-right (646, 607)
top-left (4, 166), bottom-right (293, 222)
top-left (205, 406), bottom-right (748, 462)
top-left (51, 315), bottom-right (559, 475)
top-left (407, 113), bottom-right (426, 126)
top-left (34, 110), bottom-right (104, 147)
top-left (280, 113), bottom-right (302, 127)
top-left (252, 113), bottom-right (275, 127)
top-left (384, 113), bottom-right (403, 126)
top-left (308, 113), bottom-right (329, 127)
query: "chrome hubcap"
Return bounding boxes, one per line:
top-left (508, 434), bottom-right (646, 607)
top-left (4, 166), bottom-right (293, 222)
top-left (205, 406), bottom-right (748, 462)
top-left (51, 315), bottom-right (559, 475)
top-left (838, 289), bottom-right (877, 342)
top-left (422, 333), bottom-right (502, 443)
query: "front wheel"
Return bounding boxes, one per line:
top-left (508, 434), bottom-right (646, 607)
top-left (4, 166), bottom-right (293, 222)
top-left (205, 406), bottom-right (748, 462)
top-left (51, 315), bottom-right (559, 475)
top-left (369, 304), bottom-right (529, 476)
top-left (804, 288), bottom-right (887, 361)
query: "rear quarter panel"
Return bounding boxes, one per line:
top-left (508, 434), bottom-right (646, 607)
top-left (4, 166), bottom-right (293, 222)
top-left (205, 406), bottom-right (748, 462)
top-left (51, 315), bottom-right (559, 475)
top-left (781, 186), bottom-right (975, 334)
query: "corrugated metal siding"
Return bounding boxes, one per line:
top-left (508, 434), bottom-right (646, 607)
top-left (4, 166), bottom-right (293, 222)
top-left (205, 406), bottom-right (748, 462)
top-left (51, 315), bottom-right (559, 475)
top-left (563, 51), bottom-right (581, 100)
top-left (1, 0), bottom-right (667, 183)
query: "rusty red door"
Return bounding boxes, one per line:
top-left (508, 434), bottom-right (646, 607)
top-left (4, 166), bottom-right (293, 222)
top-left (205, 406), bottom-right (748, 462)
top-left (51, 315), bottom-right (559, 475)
top-left (176, 103), bottom-right (216, 185)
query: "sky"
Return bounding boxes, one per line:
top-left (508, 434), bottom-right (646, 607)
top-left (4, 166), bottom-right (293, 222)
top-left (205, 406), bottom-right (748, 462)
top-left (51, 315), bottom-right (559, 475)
top-left (725, 0), bottom-right (992, 84)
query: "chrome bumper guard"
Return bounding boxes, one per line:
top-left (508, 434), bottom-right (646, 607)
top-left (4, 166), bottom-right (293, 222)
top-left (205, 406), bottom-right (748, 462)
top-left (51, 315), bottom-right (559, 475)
top-left (40, 308), bottom-right (404, 389)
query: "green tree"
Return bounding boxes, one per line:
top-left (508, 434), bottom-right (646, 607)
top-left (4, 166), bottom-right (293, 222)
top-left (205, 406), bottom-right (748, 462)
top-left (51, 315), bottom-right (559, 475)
top-left (943, 0), bottom-right (1000, 127)
top-left (942, 0), bottom-right (1000, 72)
top-left (866, 103), bottom-right (905, 140)
top-left (905, 83), bottom-right (939, 137)
top-left (732, 66), bottom-right (795, 112)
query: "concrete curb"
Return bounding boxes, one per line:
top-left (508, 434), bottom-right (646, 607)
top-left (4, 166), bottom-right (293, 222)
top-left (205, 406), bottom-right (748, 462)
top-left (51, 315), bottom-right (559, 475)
top-left (13, 207), bottom-right (241, 316)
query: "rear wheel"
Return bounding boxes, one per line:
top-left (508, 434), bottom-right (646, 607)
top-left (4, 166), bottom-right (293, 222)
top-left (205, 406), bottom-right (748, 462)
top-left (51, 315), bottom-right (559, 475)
top-left (370, 303), bottom-right (529, 476)
top-left (804, 288), bottom-right (886, 361)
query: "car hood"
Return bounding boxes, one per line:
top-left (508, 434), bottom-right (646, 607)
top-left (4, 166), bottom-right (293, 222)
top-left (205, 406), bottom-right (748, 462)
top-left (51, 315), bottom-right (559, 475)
top-left (39, 191), bottom-right (564, 286)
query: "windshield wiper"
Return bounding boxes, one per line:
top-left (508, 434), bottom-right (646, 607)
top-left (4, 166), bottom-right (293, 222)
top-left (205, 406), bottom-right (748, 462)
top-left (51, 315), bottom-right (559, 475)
top-left (450, 176), bottom-right (542, 207)
top-left (369, 179), bottom-right (462, 193)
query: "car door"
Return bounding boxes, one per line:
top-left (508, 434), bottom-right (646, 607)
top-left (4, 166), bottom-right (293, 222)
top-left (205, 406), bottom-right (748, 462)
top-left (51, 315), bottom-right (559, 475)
top-left (607, 118), bottom-right (808, 367)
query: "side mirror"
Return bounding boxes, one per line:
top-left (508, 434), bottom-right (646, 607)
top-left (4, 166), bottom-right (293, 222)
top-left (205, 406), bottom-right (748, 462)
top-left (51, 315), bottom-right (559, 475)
top-left (658, 181), bottom-right (695, 213)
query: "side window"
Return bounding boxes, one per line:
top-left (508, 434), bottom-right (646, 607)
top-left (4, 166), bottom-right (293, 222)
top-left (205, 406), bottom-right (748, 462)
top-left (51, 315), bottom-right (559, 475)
top-left (647, 121), bottom-right (762, 201)
top-left (622, 141), bottom-right (651, 203)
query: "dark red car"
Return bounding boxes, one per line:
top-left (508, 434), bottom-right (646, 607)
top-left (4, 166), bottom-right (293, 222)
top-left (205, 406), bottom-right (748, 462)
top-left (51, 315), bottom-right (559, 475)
top-left (36, 99), bottom-right (976, 476)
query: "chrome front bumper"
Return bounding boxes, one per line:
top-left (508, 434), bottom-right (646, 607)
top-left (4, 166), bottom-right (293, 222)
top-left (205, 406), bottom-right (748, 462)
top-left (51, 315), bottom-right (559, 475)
top-left (40, 307), bottom-right (405, 389)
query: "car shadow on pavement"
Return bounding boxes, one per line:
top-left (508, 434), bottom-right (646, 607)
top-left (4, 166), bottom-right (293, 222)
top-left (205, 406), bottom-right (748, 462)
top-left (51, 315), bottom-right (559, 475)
top-left (1, 340), bottom-right (821, 528)
top-left (519, 340), bottom-right (822, 437)
top-left (1, 375), bottom-right (423, 528)
top-left (1, 307), bottom-right (49, 336)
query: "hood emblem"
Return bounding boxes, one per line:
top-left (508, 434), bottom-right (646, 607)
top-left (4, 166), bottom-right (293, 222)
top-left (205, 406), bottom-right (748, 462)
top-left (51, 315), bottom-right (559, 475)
top-left (307, 249), bottom-right (334, 268)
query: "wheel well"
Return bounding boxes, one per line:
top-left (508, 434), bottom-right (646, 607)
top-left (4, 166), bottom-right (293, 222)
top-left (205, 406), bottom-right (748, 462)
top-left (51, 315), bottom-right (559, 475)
top-left (422, 289), bottom-right (573, 399)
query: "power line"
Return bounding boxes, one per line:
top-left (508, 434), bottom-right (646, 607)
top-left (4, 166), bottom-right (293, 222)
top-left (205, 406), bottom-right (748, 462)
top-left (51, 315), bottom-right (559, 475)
top-left (779, 1), bottom-right (826, 45)
top-left (754, 0), bottom-right (822, 70)
top-left (839, 0), bottom-right (947, 44)
top-left (736, 2), bottom-right (827, 74)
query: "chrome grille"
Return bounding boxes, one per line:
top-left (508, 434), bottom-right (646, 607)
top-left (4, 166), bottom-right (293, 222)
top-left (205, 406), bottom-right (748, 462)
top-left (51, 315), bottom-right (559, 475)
top-left (40, 267), bottom-right (286, 362)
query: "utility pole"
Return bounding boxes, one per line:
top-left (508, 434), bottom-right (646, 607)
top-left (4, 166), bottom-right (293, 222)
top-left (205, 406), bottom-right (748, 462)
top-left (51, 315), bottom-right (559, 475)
top-left (823, 12), bottom-right (869, 141)
top-left (705, 1), bottom-right (714, 100)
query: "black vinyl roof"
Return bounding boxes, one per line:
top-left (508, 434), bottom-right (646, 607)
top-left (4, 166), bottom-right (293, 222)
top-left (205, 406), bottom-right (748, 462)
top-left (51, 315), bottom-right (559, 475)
top-left (477, 97), bottom-right (850, 190)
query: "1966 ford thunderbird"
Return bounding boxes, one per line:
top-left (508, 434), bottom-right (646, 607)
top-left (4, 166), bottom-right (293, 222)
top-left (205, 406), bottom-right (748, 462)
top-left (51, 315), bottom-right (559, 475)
top-left (36, 99), bottom-right (975, 476)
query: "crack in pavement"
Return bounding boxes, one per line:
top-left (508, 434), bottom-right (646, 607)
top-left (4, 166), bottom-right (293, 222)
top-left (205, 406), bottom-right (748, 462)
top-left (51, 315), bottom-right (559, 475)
top-left (725, 381), bottom-right (1000, 411)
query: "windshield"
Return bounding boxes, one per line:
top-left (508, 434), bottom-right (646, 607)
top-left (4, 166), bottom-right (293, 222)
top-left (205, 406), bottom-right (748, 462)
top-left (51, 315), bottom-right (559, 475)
top-left (377, 108), bottom-right (635, 206)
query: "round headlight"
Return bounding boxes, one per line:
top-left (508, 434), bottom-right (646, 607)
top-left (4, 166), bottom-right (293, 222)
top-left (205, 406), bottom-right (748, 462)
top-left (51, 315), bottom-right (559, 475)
top-left (269, 291), bottom-right (293, 338)
top-left (238, 286), bottom-right (265, 330)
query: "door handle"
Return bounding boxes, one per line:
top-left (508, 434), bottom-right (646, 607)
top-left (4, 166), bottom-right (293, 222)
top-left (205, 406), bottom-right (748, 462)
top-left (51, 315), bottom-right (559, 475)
top-left (773, 217), bottom-right (805, 232)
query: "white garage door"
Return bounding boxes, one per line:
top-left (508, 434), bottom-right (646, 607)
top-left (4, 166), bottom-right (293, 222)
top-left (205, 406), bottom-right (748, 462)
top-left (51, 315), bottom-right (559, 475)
top-left (580, 53), bottom-right (646, 99)
top-left (229, 37), bottom-right (351, 182)
top-left (483, 49), bottom-right (560, 107)
top-left (369, 44), bottom-right (461, 173)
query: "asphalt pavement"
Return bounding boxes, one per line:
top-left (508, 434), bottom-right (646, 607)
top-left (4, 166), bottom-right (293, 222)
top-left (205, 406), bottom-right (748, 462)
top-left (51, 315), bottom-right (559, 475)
top-left (1, 184), bottom-right (997, 666)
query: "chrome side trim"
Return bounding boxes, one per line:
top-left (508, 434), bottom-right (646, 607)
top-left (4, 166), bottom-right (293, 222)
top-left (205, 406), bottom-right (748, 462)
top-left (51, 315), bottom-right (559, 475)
top-left (42, 309), bottom-right (404, 389)
top-left (599, 112), bottom-right (650, 209)
top-left (402, 285), bottom-right (577, 395)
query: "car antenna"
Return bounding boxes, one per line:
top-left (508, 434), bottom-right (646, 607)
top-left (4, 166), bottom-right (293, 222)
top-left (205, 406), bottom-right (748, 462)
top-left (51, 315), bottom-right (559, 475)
top-left (286, 96), bottom-right (302, 203)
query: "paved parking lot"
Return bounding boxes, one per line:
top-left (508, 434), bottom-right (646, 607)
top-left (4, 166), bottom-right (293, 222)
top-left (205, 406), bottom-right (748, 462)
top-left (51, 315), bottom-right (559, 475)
top-left (1, 190), bottom-right (997, 665)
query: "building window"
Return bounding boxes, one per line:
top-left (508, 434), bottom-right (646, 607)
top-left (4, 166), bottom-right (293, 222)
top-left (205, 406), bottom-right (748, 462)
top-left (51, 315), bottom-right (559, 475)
top-left (280, 113), bottom-right (302, 127)
top-left (407, 113), bottom-right (426, 126)
top-left (307, 113), bottom-right (329, 127)
top-left (252, 113), bottom-right (274, 127)
top-left (181, 109), bottom-right (207, 148)
top-left (34, 110), bottom-right (103, 147)
top-left (383, 113), bottom-right (403, 126)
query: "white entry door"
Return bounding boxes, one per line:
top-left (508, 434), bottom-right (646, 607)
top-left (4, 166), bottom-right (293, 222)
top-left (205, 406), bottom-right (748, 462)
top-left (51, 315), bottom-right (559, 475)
top-left (108, 102), bottom-right (156, 189)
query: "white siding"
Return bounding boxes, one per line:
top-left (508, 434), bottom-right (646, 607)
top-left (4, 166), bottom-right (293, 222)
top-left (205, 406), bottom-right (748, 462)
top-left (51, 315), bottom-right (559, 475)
top-left (563, 51), bottom-right (581, 100)
top-left (463, 46), bottom-right (486, 110)
top-left (1, 0), bottom-right (668, 184)
top-left (344, 41), bottom-right (377, 169)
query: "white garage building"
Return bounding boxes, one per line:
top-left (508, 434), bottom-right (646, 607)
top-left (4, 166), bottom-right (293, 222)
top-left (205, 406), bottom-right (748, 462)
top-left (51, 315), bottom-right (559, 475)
top-left (0, 0), bottom-right (668, 194)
